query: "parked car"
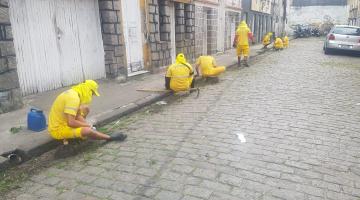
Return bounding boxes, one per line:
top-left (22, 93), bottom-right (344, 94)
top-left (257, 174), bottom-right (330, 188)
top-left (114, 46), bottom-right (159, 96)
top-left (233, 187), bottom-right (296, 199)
top-left (323, 25), bottom-right (360, 54)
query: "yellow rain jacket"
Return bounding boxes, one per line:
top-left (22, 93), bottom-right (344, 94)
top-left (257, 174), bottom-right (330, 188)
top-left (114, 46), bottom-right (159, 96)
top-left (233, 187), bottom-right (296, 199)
top-left (274, 38), bottom-right (284, 49)
top-left (196, 56), bottom-right (225, 77)
top-left (48, 80), bottom-right (99, 140)
top-left (262, 32), bottom-right (273, 46)
top-left (235, 21), bottom-right (252, 46)
top-left (166, 54), bottom-right (194, 92)
top-left (283, 36), bottom-right (289, 48)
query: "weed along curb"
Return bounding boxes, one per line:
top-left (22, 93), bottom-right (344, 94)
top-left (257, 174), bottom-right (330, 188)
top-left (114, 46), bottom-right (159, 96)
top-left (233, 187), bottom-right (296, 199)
top-left (0, 92), bottom-right (172, 172)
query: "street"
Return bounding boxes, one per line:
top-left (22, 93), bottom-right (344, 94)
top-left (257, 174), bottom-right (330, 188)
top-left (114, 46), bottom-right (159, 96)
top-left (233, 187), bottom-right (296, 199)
top-left (6, 38), bottom-right (360, 200)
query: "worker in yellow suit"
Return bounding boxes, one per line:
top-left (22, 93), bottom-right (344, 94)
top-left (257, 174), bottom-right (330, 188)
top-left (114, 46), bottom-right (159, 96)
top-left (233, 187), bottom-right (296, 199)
top-left (233, 21), bottom-right (255, 67)
top-left (274, 37), bottom-right (284, 50)
top-left (195, 56), bottom-right (226, 78)
top-left (283, 35), bottom-right (289, 48)
top-left (48, 80), bottom-right (127, 142)
top-left (262, 32), bottom-right (273, 49)
top-left (165, 53), bottom-right (194, 92)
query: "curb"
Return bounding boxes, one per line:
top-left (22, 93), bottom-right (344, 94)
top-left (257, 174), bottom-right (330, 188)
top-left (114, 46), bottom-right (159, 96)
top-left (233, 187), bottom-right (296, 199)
top-left (95, 92), bottom-right (172, 127)
top-left (0, 156), bottom-right (9, 171)
top-left (0, 91), bottom-right (171, 172)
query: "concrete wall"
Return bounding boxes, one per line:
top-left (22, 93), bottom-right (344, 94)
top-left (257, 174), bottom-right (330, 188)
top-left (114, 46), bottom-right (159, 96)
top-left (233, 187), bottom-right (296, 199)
top-left (0, 1), bottom-right (22, 114)
top-left (287, 5), bottom-right (349, 34)
top-left (98, 0), bottom-right (127, 78)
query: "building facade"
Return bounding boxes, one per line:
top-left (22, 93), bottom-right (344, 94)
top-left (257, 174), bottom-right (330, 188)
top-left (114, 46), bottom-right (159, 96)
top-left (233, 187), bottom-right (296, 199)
top-left (0, 0), bottom-right (128, 114)
top-left (146, 0), bottom-right (196, 70)
top-left (287, 0), bottom-right (348, 34)
top-left (224, 0), bottom-right (243, 51)
top-left (0, 0), bottom-right (288, 114)
top-left (241, 0), bottom-right (288, 42)
top-left (348, 0), bottom-right (360, 26)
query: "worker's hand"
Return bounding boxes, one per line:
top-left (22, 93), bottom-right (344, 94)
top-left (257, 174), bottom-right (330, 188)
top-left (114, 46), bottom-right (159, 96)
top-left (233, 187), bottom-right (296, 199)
top-left (252, 41), bottom-right (256, 45)
top-left (232, 43), bottom-right (236, 48)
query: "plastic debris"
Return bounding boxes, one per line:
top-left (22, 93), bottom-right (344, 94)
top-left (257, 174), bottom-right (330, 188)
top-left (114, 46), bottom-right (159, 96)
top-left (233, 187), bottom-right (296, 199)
top-left (236, 133), bottom-right (246, 143)
top-left (156, 101), bottom-right (167, 105)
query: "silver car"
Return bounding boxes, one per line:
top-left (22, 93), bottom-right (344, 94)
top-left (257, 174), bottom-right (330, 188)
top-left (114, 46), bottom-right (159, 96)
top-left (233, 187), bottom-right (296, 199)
top-left (323, 25), bottom-right (360, 54)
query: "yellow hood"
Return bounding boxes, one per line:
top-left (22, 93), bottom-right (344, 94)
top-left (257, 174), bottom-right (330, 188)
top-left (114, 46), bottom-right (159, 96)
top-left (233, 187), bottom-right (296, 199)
top-left (176, 53), bottom-right (187, 64)
top-left (236, 21), bottom-right (248, 31)
top-left (72, 80), bottom-right (99, 105)
top-left (176, 53), bottom-right (192, 69)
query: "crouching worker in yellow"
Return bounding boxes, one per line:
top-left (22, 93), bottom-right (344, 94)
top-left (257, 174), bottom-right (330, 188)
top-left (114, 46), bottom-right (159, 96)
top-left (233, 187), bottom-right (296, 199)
top-left (165, 53), bottom-right (194, 92)
top-left (48, 80), bottom-right (127, 142)
top-left (233, 21), bottom-right (254, 67)
top-left (195, 56), bottom-right (226, 77)
top-left (262, 32), bottom-right (273, 49)
top-left (274, 37), bottom-right (284, 50)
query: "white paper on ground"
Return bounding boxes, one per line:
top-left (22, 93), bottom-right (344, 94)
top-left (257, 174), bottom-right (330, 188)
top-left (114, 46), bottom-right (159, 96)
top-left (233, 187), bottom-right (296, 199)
top-left (236, 133), bottom-right (246, 143)
top-left (156, 101), bottom-right (167, 105)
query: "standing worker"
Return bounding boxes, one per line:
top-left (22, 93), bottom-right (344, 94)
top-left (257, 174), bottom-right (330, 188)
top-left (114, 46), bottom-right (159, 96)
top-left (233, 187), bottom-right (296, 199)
top-left (48, 80), bottom-right (127, 142)
top-left (274, 37), bottom-right (284, 50)
top-left (195, 55), bottom-right (226, 78)
top-left (165, 53), bottom-right (195, 92)
top-left (233, 21), bottom-right (255, 67)
top-left (283, 35), bottom-right (289, 48)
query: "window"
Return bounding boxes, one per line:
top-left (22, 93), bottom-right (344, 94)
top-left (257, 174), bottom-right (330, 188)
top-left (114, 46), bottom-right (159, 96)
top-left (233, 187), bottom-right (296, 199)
top-left (332, 27), bottom-right (360, 36)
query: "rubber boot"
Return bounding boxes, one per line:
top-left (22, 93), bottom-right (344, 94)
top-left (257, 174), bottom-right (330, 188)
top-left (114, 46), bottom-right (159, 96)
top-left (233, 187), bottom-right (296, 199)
top-left (243, 59), bottom-right (249, 67)
top-left (109, 133), bottom-right (127, 142)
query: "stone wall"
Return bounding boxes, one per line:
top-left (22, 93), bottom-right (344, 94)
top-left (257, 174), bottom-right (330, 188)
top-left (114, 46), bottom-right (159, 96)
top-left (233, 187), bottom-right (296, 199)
top-left (148, 0), bottom-right (172, 69)
top-left (98, 0), bottom-right (127, 78)
top-left (175, 3), bottom-right (195, 62)
top-left (0, 1), bottom-right (22, 114)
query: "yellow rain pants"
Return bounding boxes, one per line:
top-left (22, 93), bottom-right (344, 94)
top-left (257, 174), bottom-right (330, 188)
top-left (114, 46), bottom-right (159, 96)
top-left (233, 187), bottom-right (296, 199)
top-left (196, 56), bottom-right (225, 77)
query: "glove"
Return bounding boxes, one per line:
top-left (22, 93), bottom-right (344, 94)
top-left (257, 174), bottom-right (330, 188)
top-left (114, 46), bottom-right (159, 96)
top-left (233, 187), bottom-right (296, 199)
top-left (232, 43), bottom-right (236, 48)
top-left (252, 41), bottom-right (256, 45)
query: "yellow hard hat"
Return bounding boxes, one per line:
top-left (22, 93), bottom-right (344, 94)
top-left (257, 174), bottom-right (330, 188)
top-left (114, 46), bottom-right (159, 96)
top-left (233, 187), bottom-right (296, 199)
top-left (85, 80), bottom-right (100, 96)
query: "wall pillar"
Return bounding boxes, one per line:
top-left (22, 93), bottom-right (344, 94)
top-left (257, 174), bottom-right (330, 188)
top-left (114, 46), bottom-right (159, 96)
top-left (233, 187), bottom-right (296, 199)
top-left (98, 0), bottom-right (127, 78)
top-left (0, 1), bottom-right (22, 114)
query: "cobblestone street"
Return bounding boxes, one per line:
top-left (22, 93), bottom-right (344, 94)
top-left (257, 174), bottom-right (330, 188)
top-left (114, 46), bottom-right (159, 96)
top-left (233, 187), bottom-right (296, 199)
top-left (6, 38), bottom-right (360, 200)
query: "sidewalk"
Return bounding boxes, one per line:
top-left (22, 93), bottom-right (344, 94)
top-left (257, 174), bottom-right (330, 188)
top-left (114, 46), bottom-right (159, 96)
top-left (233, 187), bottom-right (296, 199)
top-left (0, 44), bottom-right (265, 169)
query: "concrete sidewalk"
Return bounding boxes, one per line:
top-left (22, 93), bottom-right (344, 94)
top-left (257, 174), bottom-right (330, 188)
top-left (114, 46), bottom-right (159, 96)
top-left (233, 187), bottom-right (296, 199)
top-left (0, 44), bottom-right (265, 170)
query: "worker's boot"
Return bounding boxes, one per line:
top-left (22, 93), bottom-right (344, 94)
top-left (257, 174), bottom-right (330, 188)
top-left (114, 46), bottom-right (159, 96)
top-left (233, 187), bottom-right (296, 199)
top-left (109, 133), bottom-right (127, 142)
top-left (243, 60), bottom-right (249, 67)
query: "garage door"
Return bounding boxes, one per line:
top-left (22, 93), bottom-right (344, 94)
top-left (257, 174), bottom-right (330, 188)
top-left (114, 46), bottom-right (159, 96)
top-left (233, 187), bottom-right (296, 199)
top-left (9, 0), bottom-right (105, 95)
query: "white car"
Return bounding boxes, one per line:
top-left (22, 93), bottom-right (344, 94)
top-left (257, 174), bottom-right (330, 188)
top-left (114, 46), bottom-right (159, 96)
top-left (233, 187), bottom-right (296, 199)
top-left (323, 25), bottom-right (360, 54)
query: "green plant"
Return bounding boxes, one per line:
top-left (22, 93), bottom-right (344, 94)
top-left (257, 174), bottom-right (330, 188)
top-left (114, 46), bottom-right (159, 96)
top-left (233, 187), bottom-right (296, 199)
top-left (10, 126), bottom-right (23, 134)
